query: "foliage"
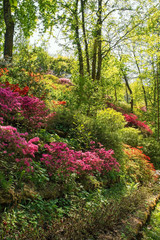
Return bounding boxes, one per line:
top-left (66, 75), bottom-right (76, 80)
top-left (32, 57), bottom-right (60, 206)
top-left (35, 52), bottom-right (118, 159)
top-left (71, 75), bottom-right (106, 114)
top-left (123, 145), bottom-right (156, 184)
top-left (0, 86), bottom-right (49, 131)
top-left (120, 127), bottom-right (141, 147)
top-left (0, 125), bottom-right (39, 184)
top-left (50, 56), bottom-right (75, 76)
top-left (139, 137), bottom-right (160, 169)
top-left (142, 203), bottom-right (160, 239)
top-left (107, 102), bottom-right (153, 135)
top-left (40, 141), bottom-right (120, 179)
top-left (90, 108), bottom-right (125, 161)
top-left (13, 45), bottom-right (53, 73)
top-left (46, 107), bottom-right (74, 136)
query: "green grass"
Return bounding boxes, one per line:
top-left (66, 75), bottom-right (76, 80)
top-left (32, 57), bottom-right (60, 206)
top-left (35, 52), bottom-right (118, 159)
top-left (142, 203), bottom-right (160, 240)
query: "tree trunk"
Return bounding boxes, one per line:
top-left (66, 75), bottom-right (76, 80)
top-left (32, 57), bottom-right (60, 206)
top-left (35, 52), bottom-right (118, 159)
top-left (74, 0), bottom-right (84, 77)
top-left (96, 0), bottom-right (102, 81)
top-left (122, 70), bottom-right (133, 112)
top-left (92, 40), bottom-right (97, 80)
top-left (92, 0), bottom-right (102, 81)
top-left (3, 0), bottom-right (14, 62)
top-left (132, 48), bottom-right (148, 110)
top-left (81, 0), bottom-right (90, 75)
top-left (157, 57), bottom-right (160, 141)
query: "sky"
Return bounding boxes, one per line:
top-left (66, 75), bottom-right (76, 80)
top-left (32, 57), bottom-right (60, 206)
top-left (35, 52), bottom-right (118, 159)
top-left (29, 28), bottom-right (68, 57)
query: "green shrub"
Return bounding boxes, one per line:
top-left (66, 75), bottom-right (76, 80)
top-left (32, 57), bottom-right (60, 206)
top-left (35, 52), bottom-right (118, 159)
top-left (43, 74), bottom-right (59, 83)
top-left (71, 75), bottom-right (106, 115)
top-left (139, 137), bottom-right (160, 169)
top-left (46, 108), bottom-right (75, 136)
top-left (90, 108), bottom-right (125, 161)
top-left (120, 127), bottom-right (141, 147)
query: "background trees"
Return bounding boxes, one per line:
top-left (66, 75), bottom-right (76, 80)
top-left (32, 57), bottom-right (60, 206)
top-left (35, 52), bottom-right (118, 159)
top-left (1, 0), bottom-right (57, 61)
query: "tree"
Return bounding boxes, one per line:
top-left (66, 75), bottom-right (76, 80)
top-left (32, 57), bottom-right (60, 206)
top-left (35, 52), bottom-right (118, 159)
top-left (1, 0), bottom-right (57, 61)
top-left (3, 0), bottom-right (15, 61)
top-left (57, 0), bottom-right (159, 81)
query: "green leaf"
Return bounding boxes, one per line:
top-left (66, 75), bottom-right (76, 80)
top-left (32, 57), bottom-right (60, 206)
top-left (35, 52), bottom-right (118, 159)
top-left (9, 0), bottom-right (17, 7)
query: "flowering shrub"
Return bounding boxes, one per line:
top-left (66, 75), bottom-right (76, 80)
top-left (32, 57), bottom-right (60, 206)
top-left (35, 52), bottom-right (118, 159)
top-left (0, 125), bottom-right (39, 172)
top-left (123, 144), bottom-right (156, 183)
top-left (106, 102), bottom-right (152, 135)
top-left (0, 68), bottom-right (9, 77)
top-left (58, 78), bottom-right (73, 86)
top-left (0, 87), bottom-right (50, 130)
top-left (0, 87), bottom-right (22, 123)
top-left (20, 96), bottom-right (49, 129)
top-left (40, 141), bottom-right (120, 177)
top-left (52, 100), bottom-right (66, 106)
top-left (124, 114), bottom-right (152, 135)
top-left (5, 81), bottom-right (29, 96)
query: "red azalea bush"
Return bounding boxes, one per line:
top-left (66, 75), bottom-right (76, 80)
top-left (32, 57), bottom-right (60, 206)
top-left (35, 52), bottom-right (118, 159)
top-left (0, 68), bottom-right (9, 77)
top-left (5, 81), bottom-right (29, 96)
top-left (123, 144), bottom-right (156, 183)
top-left (0, 125), bottom-right (39, 173)
top-left (40, 141), bottom-right (120, 178)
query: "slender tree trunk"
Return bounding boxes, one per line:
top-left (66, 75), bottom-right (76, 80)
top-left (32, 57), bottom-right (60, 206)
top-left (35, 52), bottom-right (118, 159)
top-left (96, 0), bottom-right (102, 81)
top-left (132, 49), bottom-right (148, 110)
top-left (157, 57), bottom-right (160, 141)
top-left (92, 0), bottom-right (102, 81)
top-left (114, 86), bottom-right (117, 102)
top-left (92, 40), bottom-right (97, 80)
top-left (126, 86), bottom-right (129, 103)
top-left (122, 70), bottom-right (133, 112)
top-left (81, 0), bottom-right (90, 75)
top-left (74, 0), bottom-right (84, 77)
top-left (3, 0), bottom-right (14, 62)
top-left (152, 60), bottom-right (157, 107)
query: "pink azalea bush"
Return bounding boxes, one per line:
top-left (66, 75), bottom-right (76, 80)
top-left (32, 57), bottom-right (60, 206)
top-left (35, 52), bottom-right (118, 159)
top-left (0, 125), bottom-right (39, 172)
top-left (0, 87), bottom-right (49, 130)
top-left (0, 87), bottom-right (21, 123)
top-left (40, 141), bottom-right (120, 177)
top-left (58, 78), bottom-right (73, 86)
top-left (21, 96), bottom-right (49, 129)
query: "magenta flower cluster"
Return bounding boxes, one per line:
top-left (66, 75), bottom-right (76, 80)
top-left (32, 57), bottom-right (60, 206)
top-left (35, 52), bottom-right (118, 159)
top-left (40, 141), bottom-right (120, 177)
top-left (0, 125), bottom-right (39, 172)
top-left (0, 87), bottom-right (49, 129)
top-left (21, 96), bottom-right (49, 129)
top-left (0, 87), bottom-right (21, 122)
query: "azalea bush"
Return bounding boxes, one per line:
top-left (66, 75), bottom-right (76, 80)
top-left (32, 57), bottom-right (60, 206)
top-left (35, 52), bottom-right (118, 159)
top-left (0, 86), bottom-right (49, 131)
top-left (5, 81), bottom-right (29, 96)
top-left (40, 141), bottom-right (120, 182)
top-left (124, 113), bottom-right (152, 135)
top-left (123, 144), bottom-right (156, 184)
top-left (0, 66), bottom-right (50, 100)
top-left (107, 102), bottom-right (152, 135)
top-left (0, 125), bottom-right (39, 185)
